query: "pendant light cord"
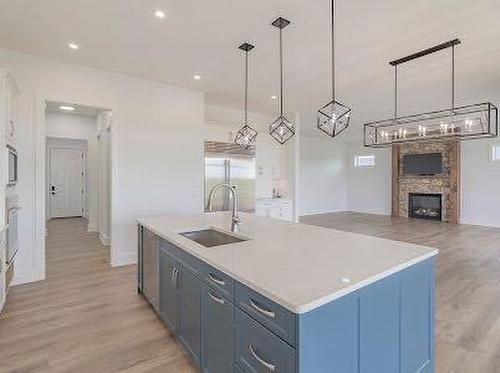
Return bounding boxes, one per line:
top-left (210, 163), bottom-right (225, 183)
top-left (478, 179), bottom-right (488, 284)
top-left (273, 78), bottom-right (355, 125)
top-left (394, 65), bottom-right (398, 120)
top-left (245, 50), bottom-right (248, 125)
top-left (451, 44), bottom-right (455, 110)
top-left (279, 27), bottom-right (284, 116)
top-left (331, 0), bottom-right (336, 102)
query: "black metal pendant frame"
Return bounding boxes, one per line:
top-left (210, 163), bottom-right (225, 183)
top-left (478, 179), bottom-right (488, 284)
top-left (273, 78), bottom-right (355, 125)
top-left (235, 42), bottom-right (258, 150)
top-left (317, 99), bottom-right (352, 137)
top-left (317, 0), bottom-right (351, 138)
top-left (269, 17), bottom-right (295, 145)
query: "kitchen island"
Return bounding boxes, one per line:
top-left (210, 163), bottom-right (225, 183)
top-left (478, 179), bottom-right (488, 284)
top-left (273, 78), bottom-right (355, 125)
top-left (137, 212), bottom-right (437, 373)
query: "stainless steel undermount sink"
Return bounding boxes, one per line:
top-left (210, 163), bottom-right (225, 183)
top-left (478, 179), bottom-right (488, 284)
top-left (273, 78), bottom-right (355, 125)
top-left (179, 229), bottom-right (248, 248)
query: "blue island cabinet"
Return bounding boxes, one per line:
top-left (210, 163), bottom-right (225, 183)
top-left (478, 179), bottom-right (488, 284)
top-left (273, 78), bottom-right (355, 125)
top-left (159, 246), bottom-right (201, 366)
top-left (146, 232), bottom-right (435, 373)
top-left (297, 259), bottom-right (435, 373)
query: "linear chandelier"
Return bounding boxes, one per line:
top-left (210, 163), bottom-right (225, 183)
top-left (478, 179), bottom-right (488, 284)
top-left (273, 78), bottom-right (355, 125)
top-left (234, 42), bottom-right (258, 149)
top-left (317, 0), bottom-right (351, 137)
top-left (364, 39), bottom-right (498, 148)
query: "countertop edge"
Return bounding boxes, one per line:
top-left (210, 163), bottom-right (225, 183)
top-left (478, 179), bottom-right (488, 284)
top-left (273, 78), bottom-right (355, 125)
top-left (294, 250), bottom-right (438, 313)
top-left (137, 217), bottom-right (438, 314)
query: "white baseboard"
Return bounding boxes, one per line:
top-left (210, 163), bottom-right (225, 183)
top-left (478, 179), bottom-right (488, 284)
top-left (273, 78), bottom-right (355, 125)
top-left (12, 269), bottom-right (45, 286)
top-left (99, 232), bottom-right (110, 246)
top-left (111, 251), bottom-right (137, 267)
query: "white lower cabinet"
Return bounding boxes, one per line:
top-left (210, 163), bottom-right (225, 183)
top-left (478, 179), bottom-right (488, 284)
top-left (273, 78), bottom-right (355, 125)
top-left (255, 199), bottom-right (293, 221)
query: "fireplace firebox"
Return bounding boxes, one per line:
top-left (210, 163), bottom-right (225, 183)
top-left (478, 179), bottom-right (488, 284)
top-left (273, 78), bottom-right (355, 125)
top-left (409, 193), bottom-right (442, 221)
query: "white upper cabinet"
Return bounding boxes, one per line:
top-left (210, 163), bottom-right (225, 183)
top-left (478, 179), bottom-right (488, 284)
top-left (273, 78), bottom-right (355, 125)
top-left (0, 69), bottom-right (20, 146)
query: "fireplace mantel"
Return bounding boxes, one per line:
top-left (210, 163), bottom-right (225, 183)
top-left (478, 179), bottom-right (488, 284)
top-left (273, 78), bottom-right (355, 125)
top-left (392, 140), bottom-right (460, 223)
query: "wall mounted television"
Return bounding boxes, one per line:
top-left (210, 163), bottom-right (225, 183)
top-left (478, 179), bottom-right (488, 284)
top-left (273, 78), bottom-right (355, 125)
top-left (403, 153), bottom-right (442, 176)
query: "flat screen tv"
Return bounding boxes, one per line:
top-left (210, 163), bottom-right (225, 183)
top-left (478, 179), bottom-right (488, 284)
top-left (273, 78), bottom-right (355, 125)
top-left (403, 153), bottom-right (442, 176)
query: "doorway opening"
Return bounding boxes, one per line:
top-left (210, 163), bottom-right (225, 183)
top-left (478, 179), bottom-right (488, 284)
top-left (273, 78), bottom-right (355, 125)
top-left (44, 101), bottom-right (112, 270)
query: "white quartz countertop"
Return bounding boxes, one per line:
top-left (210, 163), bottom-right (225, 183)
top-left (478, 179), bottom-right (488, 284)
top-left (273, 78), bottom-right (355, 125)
top-left (138, 212), bottom-right (438, 314)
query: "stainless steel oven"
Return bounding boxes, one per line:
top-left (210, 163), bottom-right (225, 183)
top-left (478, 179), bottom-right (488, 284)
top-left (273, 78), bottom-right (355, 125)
top-left (6, 195), bottom-right (20, 265)
top-left (7, 145), bottom-right (18, 186)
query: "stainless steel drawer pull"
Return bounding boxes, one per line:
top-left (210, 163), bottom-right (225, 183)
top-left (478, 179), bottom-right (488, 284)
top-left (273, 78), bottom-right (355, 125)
top-left (171, 268), bottom-right (179, 289)
top-left (208, 273), bottom-right (226, 286)
top-left (208, 290), bottom-right (225, 304)
top-left (249, 344), bottom-right (276, 371)
top-left (171, 268), bottom-right (176, 286)
top-left (249, 299), bottom-right (276, 318)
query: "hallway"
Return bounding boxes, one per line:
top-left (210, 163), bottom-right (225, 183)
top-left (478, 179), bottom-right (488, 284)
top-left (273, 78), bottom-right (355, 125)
top-left (0, 218), bottom-right (195, 372)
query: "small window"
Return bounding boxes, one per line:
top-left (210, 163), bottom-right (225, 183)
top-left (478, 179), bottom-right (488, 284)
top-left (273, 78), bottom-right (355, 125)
top-left (492, 144), bottom-right (500, 162)
top-left (354, 155), bottom-right (376, 167)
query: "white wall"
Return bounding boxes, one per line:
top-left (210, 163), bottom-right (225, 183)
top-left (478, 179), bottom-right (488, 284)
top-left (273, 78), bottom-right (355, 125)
top-left (45, 111), bottom-right (96, 139)
top-left (345, 142), bottom-right (392, 215)
top-left (461, 139), bottom-right (500, 227)
top-left (0, 47), bottom-right (204, 285)
top-left (343, 139), bottom-right (500, 227)
top-left (97, 111), bottom-right (112, 244)
top-left (297, 136), bottom-right (347, 216)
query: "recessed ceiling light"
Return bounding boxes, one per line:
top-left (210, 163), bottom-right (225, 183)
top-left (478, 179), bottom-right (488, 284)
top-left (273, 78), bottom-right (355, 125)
top-left (271, 95), bottom-right (277, 100)
top-left (60, 105), bottom-right (75, 111)
top-left (341, 277), bottom-right (352, 284)
top-left (68, 43), bottom-right (79, 50)
top-left (193, 75), bottom-right (202, 80)
top-left (155, 10), bottom-right (165, 19)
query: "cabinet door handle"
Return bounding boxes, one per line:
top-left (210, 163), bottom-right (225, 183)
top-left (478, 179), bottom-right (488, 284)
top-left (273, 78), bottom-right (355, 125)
top-left (175, 268), bottom-right (179, 289)
top-left (249, 299), bottom-right (276, 319)
top-left (171, 268), bottom-right (179, 289)
top-left (208, 272), bottom-right (225, 286)
top-left (249, 344), bottom-right (276, 371)
top-left (207, 289), bottom-right (225, 305)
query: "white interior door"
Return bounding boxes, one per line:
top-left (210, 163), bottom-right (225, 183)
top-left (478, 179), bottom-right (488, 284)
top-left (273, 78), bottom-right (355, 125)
top-left (49, 148), bottom-right (84, 218)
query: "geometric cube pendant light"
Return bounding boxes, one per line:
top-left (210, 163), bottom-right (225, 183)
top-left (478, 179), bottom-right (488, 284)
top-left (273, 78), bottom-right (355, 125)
top-left (269, 17), bottom-right (296, 145)
top-left (317, 0), bottom-right (352, 137)
top-left (235, 43), bottom-right (258, 149)
top-left (364, 39), bottom-right (498, 147)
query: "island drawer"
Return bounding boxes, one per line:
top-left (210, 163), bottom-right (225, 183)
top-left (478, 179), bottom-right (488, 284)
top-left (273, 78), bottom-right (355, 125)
top-left (200, 262), bottom-right (234, 301)
top-left (235, 308), bottom-right (296, 373)
top-left (159, 238), bottom-right (202, 277)
top-left (235, 283), bottom-right (297, 347)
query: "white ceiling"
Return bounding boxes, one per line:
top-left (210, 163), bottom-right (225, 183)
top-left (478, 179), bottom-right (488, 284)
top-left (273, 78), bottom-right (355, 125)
top-left (1, 0), bottom-right (500, 139)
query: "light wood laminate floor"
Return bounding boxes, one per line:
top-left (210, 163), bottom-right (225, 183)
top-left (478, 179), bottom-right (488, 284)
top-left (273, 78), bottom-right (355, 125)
top-left (0, 218), bottom-right (195, 372)
top-left (1, 214), bottom-right (499, 372)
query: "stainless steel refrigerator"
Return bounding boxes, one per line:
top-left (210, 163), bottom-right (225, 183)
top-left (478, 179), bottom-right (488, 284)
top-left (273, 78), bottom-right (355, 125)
top-left (204, 141), bottom-right (255, 213)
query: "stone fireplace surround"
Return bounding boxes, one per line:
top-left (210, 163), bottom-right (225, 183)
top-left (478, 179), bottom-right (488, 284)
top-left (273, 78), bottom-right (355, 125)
top-left (391, 140), bottom-right (460, 223)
